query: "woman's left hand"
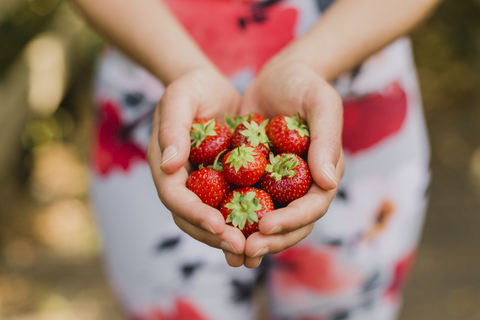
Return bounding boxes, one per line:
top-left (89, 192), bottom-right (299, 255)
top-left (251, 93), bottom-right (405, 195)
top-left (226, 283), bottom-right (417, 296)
top-left (232, 60), bottom-right (345, 268)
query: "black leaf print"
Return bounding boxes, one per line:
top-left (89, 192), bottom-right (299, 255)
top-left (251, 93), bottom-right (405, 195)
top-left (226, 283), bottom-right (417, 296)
top-left (336, 188), bottom-right (347, 200)
top-left (155, 236), bottom-right (181, 252)
top-left (351, 64), bottom-right (362, 81)
top-left (181, 262), bottom-right (204, 279)
top-left (315, 0), bottom-right (336, 11)
top-left (124, 92), bottom-right (145, 107)
top-left (231, 279), bottom-right (254, 302)
top-left (238, 0), bottom-right (284, 30)
top-left (326, 238), bottom-right (343, 246)
top-left (254, 0), bottom-right (284, 9)
top-left (333, 311), bottom-right (350, 320)
top-left (362, 271), bottom-right (381, 293)
top-left (118, 106), bottom-right (155, 141)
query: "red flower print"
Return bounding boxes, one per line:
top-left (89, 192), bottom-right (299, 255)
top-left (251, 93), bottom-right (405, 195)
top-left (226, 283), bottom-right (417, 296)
top-left (272, 245), bottom-right (361, 294)
top-left (342, 82), bottom-right (408, 154)
top-left (165, 0), bottom-right (297, 76)
top-left (385, 250), bottom-right (416, 300)
top-left (133, 298), bottom-right (210, 320)
top-left (93, 101), bottom-right (146, 176)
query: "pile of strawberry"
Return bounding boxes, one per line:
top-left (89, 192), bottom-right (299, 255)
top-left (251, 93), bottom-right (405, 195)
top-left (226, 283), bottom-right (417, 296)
top-left (186, 113), bottom-right (312, 237)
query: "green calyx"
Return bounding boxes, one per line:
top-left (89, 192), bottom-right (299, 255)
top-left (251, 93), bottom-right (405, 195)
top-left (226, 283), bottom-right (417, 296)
top-left (240, 119), bottom-right (271, 148)
top-left (285, 113), bottom-right (310, 138)
top-left (266, 153), bottom-right (299, 182)
top-left (224, 112), bottom-right (260, 132)
top-left (225, 191), bottom-right (263, 230)
top-left (225, 114), bottom-right (246, 132)
top-left (190, 119), bottom-right (218, 148)
top-left (225, 145), bottom-right (258, 172)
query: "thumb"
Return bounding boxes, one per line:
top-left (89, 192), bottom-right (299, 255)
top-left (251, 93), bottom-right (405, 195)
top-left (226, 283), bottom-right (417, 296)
top-left (305, 83), bottom-right (343, 190)
top-left (157, 84), bottom-right (198, 174)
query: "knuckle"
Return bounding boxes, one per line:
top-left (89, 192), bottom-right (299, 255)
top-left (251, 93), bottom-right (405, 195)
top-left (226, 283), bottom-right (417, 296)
top-left (270, 236), bottom-right (295, 255)
top-left (164, 81), bottom-right (185, 98)
top-left (310, 192), bottom-right (329, 219)
top-left (325, 138), bottom-right (342, 162)
top-left (158, 124), bottom-right (170, 139)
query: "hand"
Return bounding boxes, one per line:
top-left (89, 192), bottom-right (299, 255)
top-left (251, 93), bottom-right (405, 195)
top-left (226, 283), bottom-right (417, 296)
top-left (236, 61), bottom-right (345, 268)
top-left (147, 67), bottom-right (247, 265)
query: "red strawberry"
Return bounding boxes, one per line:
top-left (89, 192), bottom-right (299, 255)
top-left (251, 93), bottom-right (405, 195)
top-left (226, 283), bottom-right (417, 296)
top-left (231, 119), bottom-right (271, 158)
top-left (248, 113), bottom-right (268, 125)
top-left (189, 118), bottom-right (232, 167)
top-left (225, 112), bottom-right (267, 132)
top-left (220, 187), bottom-right (274, 237)
top-left (267, 113), bottom-right (310, 156)
top-left (186, 152), bottom-right (232, 208)
top-left (259, 153), bottom-right (311, 204)
top-left (222, 145), bottom-right (266, 186)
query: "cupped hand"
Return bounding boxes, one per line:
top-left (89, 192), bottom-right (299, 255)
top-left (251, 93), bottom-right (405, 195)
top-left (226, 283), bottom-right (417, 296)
top-left (238, 61), bottom-right (345, 268)
top-left (147, 67), bottom-right (247, 266)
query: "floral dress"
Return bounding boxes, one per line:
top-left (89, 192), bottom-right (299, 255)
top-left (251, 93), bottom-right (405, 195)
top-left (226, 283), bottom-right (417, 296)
top-left (90, 0), bottom-right (431, 319)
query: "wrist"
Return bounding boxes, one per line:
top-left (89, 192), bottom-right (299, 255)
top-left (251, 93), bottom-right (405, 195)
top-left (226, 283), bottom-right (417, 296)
top-left (263, 39), bottom-right (335, 82)
top-left (152, 60), bottom-right (217, 86)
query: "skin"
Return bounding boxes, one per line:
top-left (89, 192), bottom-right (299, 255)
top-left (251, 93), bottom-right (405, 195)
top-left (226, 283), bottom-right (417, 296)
top-left (72, 0), bottom-right (441, 268)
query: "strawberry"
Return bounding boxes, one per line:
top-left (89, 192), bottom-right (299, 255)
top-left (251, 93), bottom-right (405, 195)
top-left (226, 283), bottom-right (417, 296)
top-left (220, 187), bottom-right (274, 237)
top-left (225, 112), bottom-right (267, 132)
top-left (267, 113), bottom-right (310, 157)
top-left (248, 113), bottom-right (268, 126)
top-left (222, 145), bottom-right (266, 186)
top-left (259, 153), bottom-right (311, 204)
top-left (186, 151), bottom-right (232, 208)
top-left (231, 119), bottom-right (271, 158)
top-left (189, 118), bottom-right (232, 167)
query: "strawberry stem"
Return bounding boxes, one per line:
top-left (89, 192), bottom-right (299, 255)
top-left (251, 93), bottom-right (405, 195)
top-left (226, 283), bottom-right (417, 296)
top-left (210, 149), bottom-right (227, 171)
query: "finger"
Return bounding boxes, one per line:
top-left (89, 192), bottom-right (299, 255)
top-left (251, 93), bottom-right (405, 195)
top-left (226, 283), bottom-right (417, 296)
top-left (163, 179), bottom-right (227, 234)
top-left (257, 184), bottom-right (331, 234)
top-left (243, 223), bottom-right (314, 266)
top-left (148, 128), bottom-right (225, 234)
top-left (156, 81), bottom-right (199, 173)
top-left (258, 157), bottom-right (343, 235)
top-left (304, 80), bottom-right (343, 190)
top-left (243, 255), bottom-right (264, 269)
top-left (258, 161), bottom-right (341, 236)
top-left (173, 215), bottom-right (246, 255)
top-left (223, 251), bottom-right (245, 267)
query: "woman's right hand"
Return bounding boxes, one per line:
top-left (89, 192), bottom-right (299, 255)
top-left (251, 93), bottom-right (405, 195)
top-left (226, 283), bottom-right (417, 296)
top-left (147, 67), bottom-right (248, 267)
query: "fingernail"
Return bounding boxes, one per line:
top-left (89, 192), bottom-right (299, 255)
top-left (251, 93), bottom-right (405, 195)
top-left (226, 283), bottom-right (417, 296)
top-left (160, 146), bottom-right (178, 168)
top-left (220, 241), bottom-right (238, 255)
top-left (251, 247), bottom-right (268, 258)
top-left (201, 222), bottom-right (217, 235)
top-left (323, 163), bottom-right (338, 187)
top-left (266, 225), bottom-right (281, 235)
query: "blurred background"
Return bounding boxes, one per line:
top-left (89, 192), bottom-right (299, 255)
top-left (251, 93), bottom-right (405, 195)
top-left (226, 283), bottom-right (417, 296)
top-left (0, 0), bottom-right (479, 319)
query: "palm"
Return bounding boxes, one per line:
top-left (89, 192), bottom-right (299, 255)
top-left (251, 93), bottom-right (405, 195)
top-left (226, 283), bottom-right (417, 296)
top-left (148, 67), bottom-right (248, 267)
top-left (237, 61), bottom-right (345, 268)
